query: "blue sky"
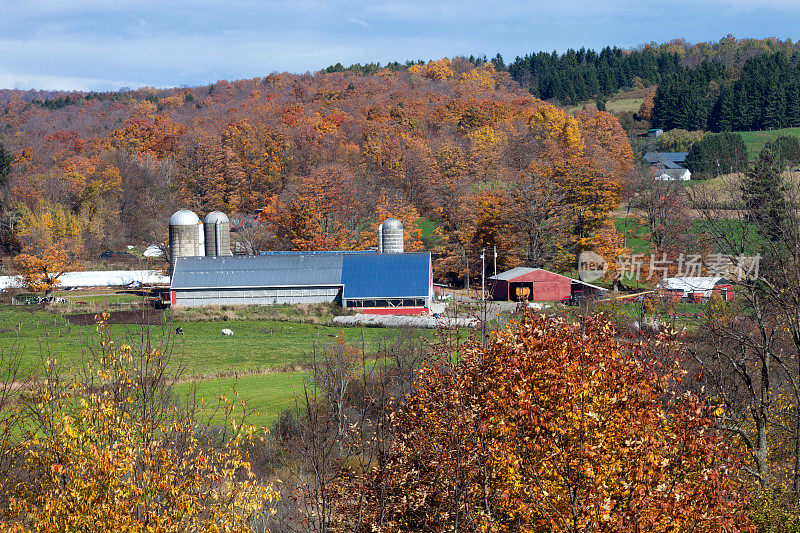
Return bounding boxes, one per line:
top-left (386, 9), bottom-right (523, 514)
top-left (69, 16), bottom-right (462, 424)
top-left (3, 0), bottom-right (800, 91)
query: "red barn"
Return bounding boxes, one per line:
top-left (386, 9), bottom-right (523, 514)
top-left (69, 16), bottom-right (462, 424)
top-left (489, 267), bottom-right (607, 302)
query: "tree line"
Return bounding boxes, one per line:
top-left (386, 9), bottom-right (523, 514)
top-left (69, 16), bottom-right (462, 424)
top-left (652, 51), bottom-right (800, 132)
top-left (506, 36), bottom-right (800, 107)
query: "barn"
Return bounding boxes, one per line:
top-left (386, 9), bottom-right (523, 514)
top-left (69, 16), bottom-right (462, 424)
top-left (489, 267), bottom-right (607, 302)
top-left (169, 251), bottom-right (434, 313)
top-left (658, 277), bottom-right (734, 302)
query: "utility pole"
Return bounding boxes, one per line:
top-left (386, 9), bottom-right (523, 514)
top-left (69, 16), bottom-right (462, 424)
top-left (464, 249), bottom-right (470, 292)
top-left (481, 248), bottom-right (485, 302)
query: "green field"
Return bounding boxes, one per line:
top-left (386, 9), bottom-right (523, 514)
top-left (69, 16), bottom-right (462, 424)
top-left (738, 127), bottom-right (800, 160)
top-left (0, 303), bottom-right (436, 428)
top-left (0, 306), bottom-right (427, 377)
top-left (606, 97), bottom-right (644, 114)
top-left (177, 371), bottom-right (307, 427)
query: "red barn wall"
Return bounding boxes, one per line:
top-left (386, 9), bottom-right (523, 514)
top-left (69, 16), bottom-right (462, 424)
top-left (493, 270), bottom-right (572, 302)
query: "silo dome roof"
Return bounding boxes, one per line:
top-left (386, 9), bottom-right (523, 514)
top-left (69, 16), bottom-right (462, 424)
top-left (169, 209), bottom-right (200, 226)
top-left (382, 217), bottom-right (403, 230)
top-left (204, 211), bottom-right (229, 224)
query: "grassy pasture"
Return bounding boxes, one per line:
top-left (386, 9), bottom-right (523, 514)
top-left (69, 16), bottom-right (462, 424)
top-left (605, 97), bottom-right (644, 114)
top-left (739, 127), bottom-right (800, 160)
top-left (178, 371), bottom-right (307, 427)
top-left (0, 306), bottom-right (428, 377)
top-left (0, 303), bottom-right (438, 427)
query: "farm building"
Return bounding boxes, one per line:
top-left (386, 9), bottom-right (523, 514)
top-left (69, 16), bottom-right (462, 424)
top-left (167, 210), bottom-right (432, 314)
top-left (645, 152), bottom-right (692, 180)
top-left (658, 277), bottom-right (734, 302)
top-left (169, 251), bottom-right (434, 312)
top-left (489, 267), bottom-right (608, 302)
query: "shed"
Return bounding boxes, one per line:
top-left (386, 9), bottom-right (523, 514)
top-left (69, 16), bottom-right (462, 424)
top-left (489, 268), bottom-right (607, 302)
top-left (658, 277), bottom-right (734, 302)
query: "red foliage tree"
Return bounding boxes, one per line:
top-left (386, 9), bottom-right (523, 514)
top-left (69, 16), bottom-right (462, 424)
top-left (340, 314), bottom-right (754, 532)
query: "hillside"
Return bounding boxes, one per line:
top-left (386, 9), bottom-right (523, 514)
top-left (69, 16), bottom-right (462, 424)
top-left (0, 58), bottom-right (632, 285)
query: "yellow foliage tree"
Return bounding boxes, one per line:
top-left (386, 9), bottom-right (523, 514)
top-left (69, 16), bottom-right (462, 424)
top-left (528, 104), bottom-right (584, 157)
top-left (2, 313), bottom-right (278, 532)
top-left (459, 62), bottom-right (497, 91)
top-left (409, 58), bottom-right (454, 81)
top-left (13, 200), bottom-right (83, 295)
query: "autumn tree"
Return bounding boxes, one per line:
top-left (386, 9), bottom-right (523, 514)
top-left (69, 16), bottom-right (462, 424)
top-left (637, 87), bottom-right (656, 120)
top-left (508, 173), bottom-right (568, 267)
top-left (342, 314), bottom-right (753, 532)
top-left (12, 199), bottom-right (83, 295)
top-left (1, 313), bottom-right (278, 531)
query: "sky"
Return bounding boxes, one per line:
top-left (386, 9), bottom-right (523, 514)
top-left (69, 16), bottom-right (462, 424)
top-left (2, 0), bottom-right (800, 92)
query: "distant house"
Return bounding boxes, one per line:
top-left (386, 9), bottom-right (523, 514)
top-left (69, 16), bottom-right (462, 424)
top-left (645, 152), bottom-right (691, 180)
top-left (658, 277), bottom-right (734, 302)
top-left (654, 167), bottom-right (691, 181)
top-left (647, 128), bottom-right (664, 138)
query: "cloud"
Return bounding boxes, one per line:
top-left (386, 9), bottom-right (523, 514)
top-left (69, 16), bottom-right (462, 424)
top-left (348, 16), bottom-right (369, 28)
top-left (4, 0), bottom-right (800, 91)
top-left (126, 12), bottom-right (147, 27)
top-left (0, 69), bottom-right (141, 92)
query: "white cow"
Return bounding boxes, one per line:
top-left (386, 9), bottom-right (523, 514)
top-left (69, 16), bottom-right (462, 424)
top-left (221, 328), bottom-right (234, 336)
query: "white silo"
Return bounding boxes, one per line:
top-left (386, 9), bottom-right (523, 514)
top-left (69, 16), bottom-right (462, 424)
top-left (204, 211), bottom-right (232, 256)
top-left (380, 218), bottom-right (404, 253)
top-left (169, 209), bottom-right (203, 272)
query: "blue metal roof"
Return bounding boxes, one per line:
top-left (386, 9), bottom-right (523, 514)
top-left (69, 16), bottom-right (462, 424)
top-left (259, 250), bottom-right (369, 255)
top-left (172, 252), bottom-right (432, 300)
top-left (341, 253), bottom-right (431, 300)
top-left (171, 254), bottom-right (344, 289)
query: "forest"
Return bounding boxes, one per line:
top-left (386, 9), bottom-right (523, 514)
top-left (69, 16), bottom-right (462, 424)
top-left (0, 58), bottom-right (632, 285)
top-left (506, 35), bottom-right (800, 110)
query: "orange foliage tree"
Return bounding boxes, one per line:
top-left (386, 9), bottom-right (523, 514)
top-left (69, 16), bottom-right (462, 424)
top-left (12, 200), bottom-right (83, 295)
top-left (340, 314), bottom-right (754, 532)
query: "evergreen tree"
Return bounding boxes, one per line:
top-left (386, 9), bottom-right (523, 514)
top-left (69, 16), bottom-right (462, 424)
top-left (710, 86), bottom-right (736, 132)
top-left (685, 132), bottom-right (748, 178)
top-left (0, 142), bottom-right (11, 189)
top-left (742, 146), bottom-right (788, 242)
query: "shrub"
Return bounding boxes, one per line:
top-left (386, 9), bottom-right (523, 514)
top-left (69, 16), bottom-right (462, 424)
top-left (1, 312), bottom-right (278, 532)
